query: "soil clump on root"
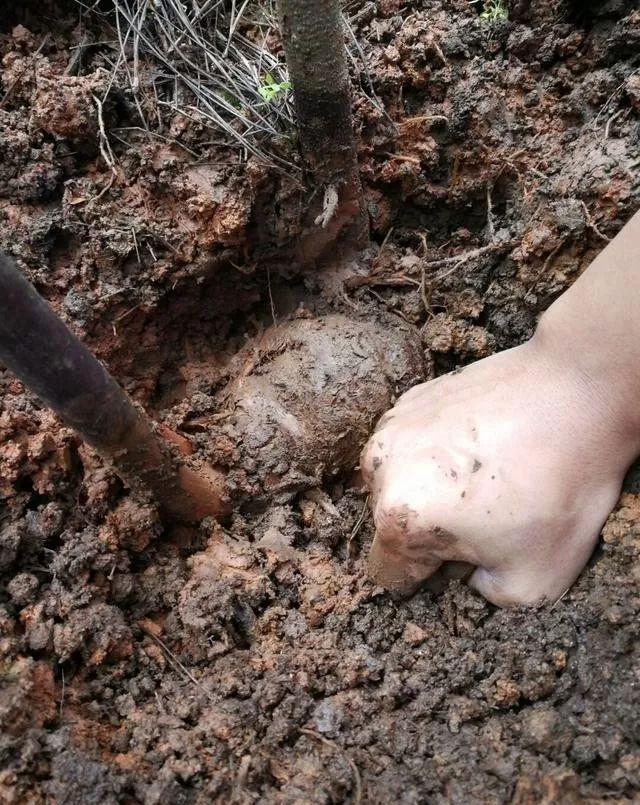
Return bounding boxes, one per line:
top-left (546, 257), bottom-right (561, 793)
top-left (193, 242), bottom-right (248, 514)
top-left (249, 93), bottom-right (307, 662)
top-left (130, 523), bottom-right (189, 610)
top-left (1, 1), bottom-right (640, 803)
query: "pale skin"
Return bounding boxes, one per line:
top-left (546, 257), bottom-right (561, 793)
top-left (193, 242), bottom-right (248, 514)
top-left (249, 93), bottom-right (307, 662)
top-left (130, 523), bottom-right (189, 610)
top-left (361, 209), bottom-right (640, 607)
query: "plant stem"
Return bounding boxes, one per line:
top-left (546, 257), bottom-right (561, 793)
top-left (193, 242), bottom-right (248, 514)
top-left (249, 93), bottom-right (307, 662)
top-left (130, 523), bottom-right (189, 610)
top-left (277, 0), bottom-right (368, 258)
top-left (0, 252), bottom-right (227, 524)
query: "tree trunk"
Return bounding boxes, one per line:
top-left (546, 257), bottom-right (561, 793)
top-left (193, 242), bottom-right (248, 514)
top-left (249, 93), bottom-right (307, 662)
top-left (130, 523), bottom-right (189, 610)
top-left (0, 252), bottom-right (228, 524)
top-left (277, 0), bottom-right (368, 260)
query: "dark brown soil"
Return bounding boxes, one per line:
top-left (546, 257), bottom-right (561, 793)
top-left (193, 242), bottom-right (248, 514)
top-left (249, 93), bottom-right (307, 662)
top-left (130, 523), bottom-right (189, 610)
top-left (1, 1), bottom-right (640, 802)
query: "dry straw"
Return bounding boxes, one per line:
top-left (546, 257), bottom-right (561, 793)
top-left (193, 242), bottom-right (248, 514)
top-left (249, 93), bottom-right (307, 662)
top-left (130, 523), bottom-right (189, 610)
top-left (74, 0), bottom-right (381, 169)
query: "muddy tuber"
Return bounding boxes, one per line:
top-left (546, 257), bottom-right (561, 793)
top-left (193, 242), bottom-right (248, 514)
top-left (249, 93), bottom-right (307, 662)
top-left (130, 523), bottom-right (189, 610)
top-left (0, 252), bottom-right (228, 524)
top-left (219, 313), bottom-right (425, 501)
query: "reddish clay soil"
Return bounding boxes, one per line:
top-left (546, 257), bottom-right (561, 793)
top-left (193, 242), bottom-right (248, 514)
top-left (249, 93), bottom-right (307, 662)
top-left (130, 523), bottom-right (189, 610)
top-left (1, 1), bottom-right (640, 802)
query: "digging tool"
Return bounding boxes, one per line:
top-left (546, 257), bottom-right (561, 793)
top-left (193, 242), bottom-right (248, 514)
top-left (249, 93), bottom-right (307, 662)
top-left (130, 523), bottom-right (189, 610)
top-left (0, 251), bottom-right (227, 524)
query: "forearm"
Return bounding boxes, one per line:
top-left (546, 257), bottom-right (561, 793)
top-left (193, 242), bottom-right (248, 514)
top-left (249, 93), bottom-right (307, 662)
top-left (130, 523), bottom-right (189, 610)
top-left (534, 209), bottom-right (640, 436)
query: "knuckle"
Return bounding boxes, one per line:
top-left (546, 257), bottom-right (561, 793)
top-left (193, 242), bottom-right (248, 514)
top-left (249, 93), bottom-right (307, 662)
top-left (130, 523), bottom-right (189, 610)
top-left (360, 435), bottom-right (387, 480)
top-left (374, 495), bottom-right (459, 563)
top-left (396, 383), bottom-right (424, 405)
top-left (374, 410), bottom-right (395, 432)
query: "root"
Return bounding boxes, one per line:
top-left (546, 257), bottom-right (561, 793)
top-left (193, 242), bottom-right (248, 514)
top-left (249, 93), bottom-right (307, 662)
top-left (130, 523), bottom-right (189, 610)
top-left (299, 728), bottom-right (363, 804)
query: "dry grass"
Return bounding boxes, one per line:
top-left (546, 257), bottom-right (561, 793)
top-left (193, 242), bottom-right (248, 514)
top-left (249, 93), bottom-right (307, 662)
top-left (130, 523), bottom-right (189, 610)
top-left (74, 0), bottom-right (380, 170)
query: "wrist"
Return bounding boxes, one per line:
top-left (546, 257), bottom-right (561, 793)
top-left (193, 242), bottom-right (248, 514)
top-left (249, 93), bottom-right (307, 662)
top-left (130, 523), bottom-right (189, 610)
top-left (532, 308), bottom-right (640, 459)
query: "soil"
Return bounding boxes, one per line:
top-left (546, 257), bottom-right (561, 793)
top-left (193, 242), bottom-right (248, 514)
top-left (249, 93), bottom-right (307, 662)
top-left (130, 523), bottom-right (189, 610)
top-left (1, 0), bottom-right (640, 802)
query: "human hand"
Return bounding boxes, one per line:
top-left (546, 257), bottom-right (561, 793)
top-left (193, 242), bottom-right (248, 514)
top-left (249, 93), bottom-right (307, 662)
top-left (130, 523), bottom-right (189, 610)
top-left (361, 339), bottom-right (632, 606)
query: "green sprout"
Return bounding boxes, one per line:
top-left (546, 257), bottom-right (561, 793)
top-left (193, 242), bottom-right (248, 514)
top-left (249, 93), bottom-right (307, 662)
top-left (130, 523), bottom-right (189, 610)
top-left (258, 73), bottom-right (292, 102)
top-left (481, 0), bottom-right (508, 23)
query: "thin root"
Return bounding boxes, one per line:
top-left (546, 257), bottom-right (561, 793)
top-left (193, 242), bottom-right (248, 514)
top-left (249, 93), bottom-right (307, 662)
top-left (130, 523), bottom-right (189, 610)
top-left (299, 728), bottom-right (363, 805)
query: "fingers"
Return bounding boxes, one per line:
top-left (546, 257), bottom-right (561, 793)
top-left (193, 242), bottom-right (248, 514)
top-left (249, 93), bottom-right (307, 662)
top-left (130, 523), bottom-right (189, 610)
top-left (468, 566), bottom-right (542, 608)
top-left (368, 529), bottom-right (442, 596)
top-left (422, 560), bottom-right (475, 594)
top-left (360, 431), bottom-right (387, 482)
top-left (361, 419), bottom-right (472, 595)
top-left (367, 475), bottom-right (469, 595)
top-left (468, 543), bottom-right (591, 608)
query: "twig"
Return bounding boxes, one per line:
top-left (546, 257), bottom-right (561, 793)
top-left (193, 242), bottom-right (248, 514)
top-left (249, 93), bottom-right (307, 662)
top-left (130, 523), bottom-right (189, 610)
top-left (92, 94), bottom-right (118, 199)
top-left (225, 0), bottom-right (252, 57)
top-left (131, 227), bottom-right (142, 264)
top-left (593, 66), bottom-right (640, 131)
top-left (523, 239), bottom-right (567, 299)
top-left (343, 12), bottom-right (392, 125)
top-left (365, 288), bottom-right (413, 324)
top-left (420, 264), bottom-right (434, 319)
top-left (0, 35), bottom-right (50, 109)
top-left (111, 126), bottom-right (199, 157)
top-left (347, 496), bottom-right (369, 565)
top-left (371, 226), bottom-right (394, 270)
top-left (346, 237), bottom-right (516, 292)
top-left (604, 108), bottom-right (626, 141)
top-left (139, 622), bottom-right (213, 699)
top-left (434, 240), bottom-right (517, 281)
top-left (580, 200), bottom-right (611, 243)
top-left (399, 114), bottom-right (449, 130)
top-left (111, 1), bottom-right (148, 129)
top-left (415, 231), bottom-right (435, 318)
top-left (346, 274), bottom-right (420, 290)
top-left (266, 265), bottom-right (277, 329)
top-left (114, 302), bottom-right (142, 323)
top-left (347, 240), bottom-right (516, 294)
top-left (299, 728), bottom-right (363, 805)
top-left (59, 667), bottom-right (66, 721)
top-left (551, 586), bottom-right (571, 610)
